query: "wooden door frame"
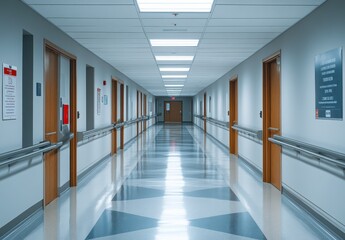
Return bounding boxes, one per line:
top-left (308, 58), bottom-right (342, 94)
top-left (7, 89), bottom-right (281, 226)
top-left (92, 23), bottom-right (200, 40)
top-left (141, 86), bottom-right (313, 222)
top-left (229, 77), bottom-right (238, 155)
top-left (111, 79), bottom-right (118, 154)
top-left (203, 93), bottom-right (207, 133)
top-left (263, 51), bottom-right (282, 190)
top-left (120, 83), bottom-right (124, 149)
top-left (136, 91), bottom-right (139, 136)
top-left (44, 40), bottom-right (77, 189)
top-left (143, 94), bottom-right (147, 131)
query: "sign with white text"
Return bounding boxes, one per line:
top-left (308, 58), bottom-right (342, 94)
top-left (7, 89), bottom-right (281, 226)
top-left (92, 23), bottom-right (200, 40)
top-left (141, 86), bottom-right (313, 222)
top-left (2, 64), bottom-right (17, 120)
top-left (315, 48), bottom-right (343, 120)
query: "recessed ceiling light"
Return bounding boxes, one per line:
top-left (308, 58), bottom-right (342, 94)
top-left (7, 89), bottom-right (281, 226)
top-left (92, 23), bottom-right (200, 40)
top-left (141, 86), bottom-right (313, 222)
top-left (150, 39), bottom-right (199, 47)
top-left (159, 67), bottom-right (190, 72)
top-left (165, 84), bottom-right (184, 87)
top-left (162, 75), bottom-right (187, 78)
top-left (137, 0), bottom-right (214, 13)
top-left (155, 56), bottom-right (194, 61)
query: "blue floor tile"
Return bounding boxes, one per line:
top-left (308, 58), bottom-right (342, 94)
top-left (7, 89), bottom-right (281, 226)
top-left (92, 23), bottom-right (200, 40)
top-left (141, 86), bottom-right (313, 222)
top-left (185, 187), bottom-right (239, 201)
top-left (85, 211), bottom-right (158, 239)
top-left (190, 212), bottom-right (266, 239)
top-left (113, 186), bottom-right (165, 201)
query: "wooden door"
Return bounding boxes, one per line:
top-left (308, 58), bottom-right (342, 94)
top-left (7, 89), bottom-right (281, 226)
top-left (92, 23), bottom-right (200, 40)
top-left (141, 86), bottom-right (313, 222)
top-left (44, 47), bottom-right (59, 205)
top-left (112, 79), bottom-right (118, 154)
top-left (229, 78), bottom-right (238, 155)
top-left (120, 83), bottom-right (124, 149)
top-left (263, 53), bottom-right (282, 190)
top-left (204, 93), bottom-right (207, 133)
top-left (164, 101), bottom-right (182, 123)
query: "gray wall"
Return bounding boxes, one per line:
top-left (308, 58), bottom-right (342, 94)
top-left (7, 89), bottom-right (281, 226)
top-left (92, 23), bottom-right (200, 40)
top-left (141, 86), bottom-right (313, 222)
top-left (156, 97), bottom-right (193, 122)
top-left (0, 0), bottom-right (155, 232)
top-left (194, 0), bottom-right (345, 232)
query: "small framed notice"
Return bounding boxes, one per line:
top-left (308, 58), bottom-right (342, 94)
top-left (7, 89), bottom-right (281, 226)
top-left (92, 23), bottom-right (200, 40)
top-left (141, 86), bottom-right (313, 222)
top-left (97, 88), bottom-right (101, 115)
top-left (315, 48), bottom-right (343, 120)
top-left (2, 64), bottom-right (17, 120)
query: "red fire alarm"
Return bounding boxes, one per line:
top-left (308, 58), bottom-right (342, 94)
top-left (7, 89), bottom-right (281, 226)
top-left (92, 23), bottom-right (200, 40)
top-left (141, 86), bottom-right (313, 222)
top-left (103, 80), bottom-right (107, 86)
top-left (63, 104), bottom-right (69, 124)
top-left (171, 96), bottom-right (175, 100)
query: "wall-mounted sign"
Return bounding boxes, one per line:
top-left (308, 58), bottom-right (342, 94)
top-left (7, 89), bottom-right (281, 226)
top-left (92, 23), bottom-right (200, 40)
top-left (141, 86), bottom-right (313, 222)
top-left (315, 48), bottom-right (343, 120)
top-left (2, 64), bottom-right (17, 120)
top-left (97, 88), bottom-right (101, 115)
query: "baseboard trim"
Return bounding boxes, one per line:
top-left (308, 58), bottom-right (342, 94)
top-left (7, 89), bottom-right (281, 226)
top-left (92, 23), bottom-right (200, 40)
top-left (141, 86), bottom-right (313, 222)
top-left (77, 154), bottom-right (111, 183)
top-left (237, 154), bottom-right (263, 179)
top-left (0, 200), bottom-right (43, 239)
top-left (58, 180), bottom-right (70, 196)
top-left (282, 186), bottom-right (345, 240)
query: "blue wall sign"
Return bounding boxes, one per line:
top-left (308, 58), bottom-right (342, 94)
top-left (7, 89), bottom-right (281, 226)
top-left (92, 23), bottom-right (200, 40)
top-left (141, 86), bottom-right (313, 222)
top-left (315, 48), bottom-right (343, 120)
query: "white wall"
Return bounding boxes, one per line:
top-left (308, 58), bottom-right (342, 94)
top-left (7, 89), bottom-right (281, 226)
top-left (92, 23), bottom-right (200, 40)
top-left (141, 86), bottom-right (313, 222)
top-left (0, 0), bottom-right (155, 231)
top-left (194, 0), bottom-right (345, 231)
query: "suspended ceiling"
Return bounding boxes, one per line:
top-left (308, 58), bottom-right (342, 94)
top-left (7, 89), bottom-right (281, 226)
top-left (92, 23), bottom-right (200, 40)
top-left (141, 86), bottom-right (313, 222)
top-left (22, 0), bottom-right (326, 96)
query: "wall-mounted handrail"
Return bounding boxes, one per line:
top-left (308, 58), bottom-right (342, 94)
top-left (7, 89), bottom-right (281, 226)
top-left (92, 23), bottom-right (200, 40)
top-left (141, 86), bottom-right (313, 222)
top-left (269, 135), bottom-right (345, 168)
top-left (232, 124), bottom-right (262, 140)
top-left (0, 141), bottom-right (63, 168)
top-left (205, 117), bottom-right (229, 128)
top-left (77, 124), bottom-right (114, 141)
top-left (0, 141), bottom-right (50, 161)
top-left (193, 114), bottom-right (204, 119)
top-left (78, 114), bottom-right (158, 141)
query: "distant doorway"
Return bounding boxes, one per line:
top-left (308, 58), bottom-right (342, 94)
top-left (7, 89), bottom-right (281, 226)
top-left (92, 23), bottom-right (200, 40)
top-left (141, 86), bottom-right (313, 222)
top-left (263, 52), bottom-right (282, 191)
top-left (164, 101), bottom-right (182, 123)
top-left (229, 78), bottom-right (238, 155)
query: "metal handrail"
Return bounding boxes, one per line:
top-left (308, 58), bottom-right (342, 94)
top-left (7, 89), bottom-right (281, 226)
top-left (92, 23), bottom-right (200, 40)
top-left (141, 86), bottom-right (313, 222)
top-left (232, 124), bottom-right (262, 140)
top-left (0, 141), bottom-right (63, 168)
top-left (0, 141), bottom-right (50, 161)
top-left (193, 114), bottom-right (204, 119)
top-left (205, 117), bottom-right (229, 128)
top-left (77, 124), bottom-right (114, 141)
top-left (269, 135), bottom-right (345, 168)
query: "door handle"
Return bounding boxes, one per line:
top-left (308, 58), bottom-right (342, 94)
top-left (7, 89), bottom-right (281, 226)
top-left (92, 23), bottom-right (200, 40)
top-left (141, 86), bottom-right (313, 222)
top-left (45, 132), bottom-right (56, 136)
top-left (268, 127), bottom-right (279, 131)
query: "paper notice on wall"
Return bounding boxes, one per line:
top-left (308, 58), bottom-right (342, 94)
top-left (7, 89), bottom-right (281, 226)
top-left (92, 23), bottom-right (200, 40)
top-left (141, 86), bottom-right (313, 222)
top-left (2, 64), bottom-right (17, 120)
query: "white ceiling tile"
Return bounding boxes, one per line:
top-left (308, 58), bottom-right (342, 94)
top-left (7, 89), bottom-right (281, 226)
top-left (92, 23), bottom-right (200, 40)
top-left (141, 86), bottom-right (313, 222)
top-left (215, 0), bottom-right (325, 5)
top-left (24, 0), bottom-right (134, 3)
top-left (139, 12), bottom-right (211, 19)
top-left (30, 5), bottom-right (138, 18)
top-left (212, 5), bottom-right (319, 19)
top-left (141, 18), bottom-right (208, 27)
top-left (208, 18), bottom-right (299, 27)
top-left (144, 27), bottom-right (205, 33)
top-left (205, 26), bottom-right (289, 33)
top-left (49, 18), bottom-right (142, 27)
top-left (61, 26), bottom-right (144, 33)
top-left (69, 32), bottom-right (147, 39)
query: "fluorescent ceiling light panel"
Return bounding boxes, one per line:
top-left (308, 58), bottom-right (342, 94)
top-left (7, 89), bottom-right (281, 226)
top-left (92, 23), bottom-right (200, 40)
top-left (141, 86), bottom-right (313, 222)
top-left (155, 56), bottom-right (194, 61)
top-left (159, 68), bottom-right (190, 72)
top-left (162, 75), bottom-right (187, 78)
top-left (137, 0), bottom-right (214, 13)
top-left (165, 84), bottom-right (184, 87)
top-left (150, 39), bottom-right (199, 47)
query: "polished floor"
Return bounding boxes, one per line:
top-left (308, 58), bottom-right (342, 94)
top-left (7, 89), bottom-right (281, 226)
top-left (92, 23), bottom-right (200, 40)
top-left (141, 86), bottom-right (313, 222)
top-left (9, 125), bottom-right (328, 239)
